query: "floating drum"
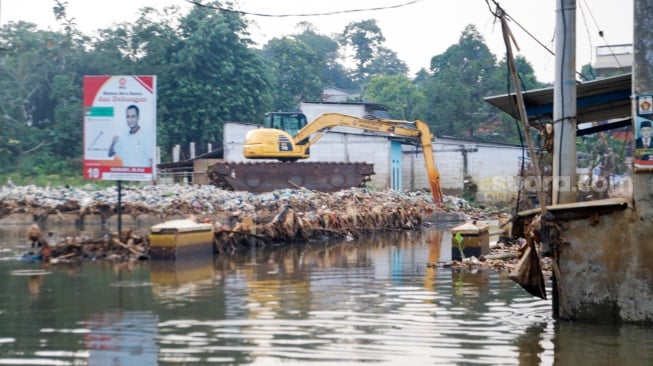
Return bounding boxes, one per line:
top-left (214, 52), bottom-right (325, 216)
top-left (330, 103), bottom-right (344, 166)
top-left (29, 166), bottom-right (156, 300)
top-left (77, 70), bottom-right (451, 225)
top-left (149, 219), bottom-right (214, 260)
top-left (451, 221), bottom-right (489, 261)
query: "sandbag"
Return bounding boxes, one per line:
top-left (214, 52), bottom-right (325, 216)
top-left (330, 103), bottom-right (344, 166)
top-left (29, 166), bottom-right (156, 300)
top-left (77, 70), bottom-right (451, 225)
top-left (509, 241), bottom-right (547, 299)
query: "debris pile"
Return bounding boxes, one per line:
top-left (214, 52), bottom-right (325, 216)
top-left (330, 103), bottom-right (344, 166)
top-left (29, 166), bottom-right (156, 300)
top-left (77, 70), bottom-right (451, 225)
top-left (62, 231), bottom-right (148, 262)
top-left (2, 184), bottom-right (489, 262)
top-left (440, 239), bottom-right (553, 276)
top-left (0, 184), bottom-right (456, 223)
top-left (22, 229), bottom-right (149, 263)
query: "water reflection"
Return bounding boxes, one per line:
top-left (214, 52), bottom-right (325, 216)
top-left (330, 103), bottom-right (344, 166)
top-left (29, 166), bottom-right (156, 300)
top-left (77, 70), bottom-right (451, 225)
top-left (85, 311), bottom-right (159, 365)
top-left (516, 323), bottom-right (548, 366)
top-left (150, 257), bottom-right (216, 299)
top-left (0, 226), bottom-right (652, 364)
top-left (554, 321), bottom-right (653, 366)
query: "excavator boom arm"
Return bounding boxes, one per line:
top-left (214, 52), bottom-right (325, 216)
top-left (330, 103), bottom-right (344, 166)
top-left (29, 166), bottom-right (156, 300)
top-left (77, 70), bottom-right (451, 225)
top-left (293, 113), bottom-right (420, 148)
top-left (414, 120), bottom-right (443, 204)
top-left (294, 113), bottom-right (443, 203)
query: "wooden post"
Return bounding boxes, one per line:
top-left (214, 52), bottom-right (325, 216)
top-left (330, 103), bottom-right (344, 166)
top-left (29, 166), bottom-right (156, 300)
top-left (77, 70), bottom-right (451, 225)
top-left (117, 180), bottom-right (122, 236)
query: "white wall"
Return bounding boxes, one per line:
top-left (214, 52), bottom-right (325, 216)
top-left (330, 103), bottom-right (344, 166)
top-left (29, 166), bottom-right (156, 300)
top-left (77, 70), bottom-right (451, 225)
top-left (431, 138), bottom-right (524, 202)
top-left (402, 143), bottom-right (463, 193)
top-left (468, 144), bottom-right (524, 203)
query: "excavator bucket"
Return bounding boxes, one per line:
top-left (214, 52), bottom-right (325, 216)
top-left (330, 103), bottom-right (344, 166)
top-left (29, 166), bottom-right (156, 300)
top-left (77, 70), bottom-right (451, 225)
top-left (207, 161), bottom-right (374, 193)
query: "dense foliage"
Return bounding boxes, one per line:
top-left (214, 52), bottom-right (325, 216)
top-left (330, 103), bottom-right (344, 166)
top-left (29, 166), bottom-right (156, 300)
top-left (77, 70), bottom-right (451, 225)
top-left (0, 1), bottom-right (548, 183)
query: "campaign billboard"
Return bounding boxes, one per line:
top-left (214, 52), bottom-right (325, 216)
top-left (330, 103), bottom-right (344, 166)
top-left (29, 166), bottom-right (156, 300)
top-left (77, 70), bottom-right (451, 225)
top-left (83, 75), bottom-right (156, 181)
top-left (635, 94), bottom-right (653, 172)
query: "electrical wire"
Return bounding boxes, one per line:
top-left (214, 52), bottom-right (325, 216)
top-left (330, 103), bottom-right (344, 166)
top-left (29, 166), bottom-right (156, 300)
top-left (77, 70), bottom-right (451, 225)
top-left (486, 0), bottom-right (555, 57)
top-left (580, 0), bottom-right (625, 72)
top-left (185, 0), bottom-right (425, 18)
top-left (486, 0), bottom-right (590, 81)
top-left (577, 2), bottom-right (597, 80)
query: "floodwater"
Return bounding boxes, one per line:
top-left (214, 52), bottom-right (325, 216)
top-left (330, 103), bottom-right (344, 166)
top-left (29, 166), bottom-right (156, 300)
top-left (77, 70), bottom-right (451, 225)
top-left (1, 223), bottom-right (652, 365)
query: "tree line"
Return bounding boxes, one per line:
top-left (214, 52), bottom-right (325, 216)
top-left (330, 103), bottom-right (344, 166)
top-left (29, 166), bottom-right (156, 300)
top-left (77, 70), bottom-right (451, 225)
top-left (0, 0), bottom-right (548, 180)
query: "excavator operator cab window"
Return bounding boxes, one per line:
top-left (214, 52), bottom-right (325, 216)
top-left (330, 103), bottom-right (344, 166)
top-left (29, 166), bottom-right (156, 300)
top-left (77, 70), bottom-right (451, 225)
top-left (264, 113), bottom-right (308, 137)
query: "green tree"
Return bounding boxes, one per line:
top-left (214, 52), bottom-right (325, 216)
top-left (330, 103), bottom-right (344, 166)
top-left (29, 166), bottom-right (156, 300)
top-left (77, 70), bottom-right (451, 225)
top-left (366, 47), bottom-right (408, 77)
top-left (339, 19), bottom-right (386, 86)
top-left (364, 75), bottom-right (423, 120)
top-left (155, 2), bottom-right (273, 156)
top-left (293, 23), bottom-right (355, 91)
top-left (491, 55), bottom-right (544, 95)
top-left (50, 74), bottom-right (82, 163)
top-left (416, 25), bottom-right (499, 138)
top-left (0, 21), bottom-right (77, 174)
top-left (580, 63), bottom-right (598, 81)
top-left (262, 36), bottom-right (324, 111)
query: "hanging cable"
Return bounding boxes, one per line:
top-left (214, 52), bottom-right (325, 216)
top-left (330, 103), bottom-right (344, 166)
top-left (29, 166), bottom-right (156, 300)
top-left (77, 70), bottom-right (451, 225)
top-left (580, 0), bottom-right (625, 72)
top-left (486, 0), bottom-right (555, 56)
top-left (185, 0), bottom-right (424, 18)
top-left (577, 2), bottom-right (596, 80)
top-left (487, 0), bottom-right (590, 81)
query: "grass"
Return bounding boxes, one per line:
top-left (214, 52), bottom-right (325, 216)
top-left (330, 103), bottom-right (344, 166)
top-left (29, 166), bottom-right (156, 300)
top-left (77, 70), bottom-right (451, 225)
top-left (1, 173), bottom-right (121, 189)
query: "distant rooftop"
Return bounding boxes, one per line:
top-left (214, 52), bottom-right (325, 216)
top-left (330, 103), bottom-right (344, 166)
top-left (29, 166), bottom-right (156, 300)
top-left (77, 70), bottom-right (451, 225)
top-left (592, 44), bottom-right (632, 76)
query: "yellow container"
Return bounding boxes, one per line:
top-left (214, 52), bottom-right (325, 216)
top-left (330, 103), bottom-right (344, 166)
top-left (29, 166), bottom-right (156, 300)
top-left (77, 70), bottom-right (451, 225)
top-left (149, 219), bottom-right (214, 260)
top-left (451, 221), bottom-right (489, 261)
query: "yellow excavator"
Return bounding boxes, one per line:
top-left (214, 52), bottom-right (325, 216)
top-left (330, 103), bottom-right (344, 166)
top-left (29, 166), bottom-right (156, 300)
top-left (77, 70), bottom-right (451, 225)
top-left (208, 112), bottom-right (443, 204)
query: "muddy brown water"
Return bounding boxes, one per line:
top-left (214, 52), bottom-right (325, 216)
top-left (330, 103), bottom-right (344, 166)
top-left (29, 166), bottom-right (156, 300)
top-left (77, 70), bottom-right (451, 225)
top-left (1, 222), bottom-right (652, 365)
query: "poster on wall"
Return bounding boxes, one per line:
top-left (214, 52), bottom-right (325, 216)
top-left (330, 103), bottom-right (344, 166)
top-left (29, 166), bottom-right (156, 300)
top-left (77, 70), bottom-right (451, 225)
top-left (634, 94), bottom-right (653, 172)
top-left (83, 75), bottom-right (157, 181)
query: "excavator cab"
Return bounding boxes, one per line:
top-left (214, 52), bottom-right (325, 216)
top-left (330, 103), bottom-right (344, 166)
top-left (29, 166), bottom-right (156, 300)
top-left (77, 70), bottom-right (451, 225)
top-left (264, 112), bottom-right (307, 137)
top-left (244, 112), bottom-right (310, 161)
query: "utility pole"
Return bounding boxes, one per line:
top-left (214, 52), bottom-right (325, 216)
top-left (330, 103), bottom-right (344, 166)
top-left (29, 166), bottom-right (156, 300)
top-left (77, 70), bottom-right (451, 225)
top-left (633, 1), bottom-right (653, 210)
top-left (552, 0), bottom-right (578, 204)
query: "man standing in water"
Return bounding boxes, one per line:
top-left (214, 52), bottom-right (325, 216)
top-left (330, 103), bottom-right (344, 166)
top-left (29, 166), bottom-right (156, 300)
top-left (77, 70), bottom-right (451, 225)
top-left (108, 104), bottom-right (152, 167)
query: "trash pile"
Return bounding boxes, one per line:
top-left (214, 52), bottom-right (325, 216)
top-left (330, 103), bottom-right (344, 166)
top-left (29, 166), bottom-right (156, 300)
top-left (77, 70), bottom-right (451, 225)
top-left (0, 184), bottom-right (462, 222)
top-left (23, 224), bottom-right (149, 263)
top-left (3, 184), bottom-right (496, 262)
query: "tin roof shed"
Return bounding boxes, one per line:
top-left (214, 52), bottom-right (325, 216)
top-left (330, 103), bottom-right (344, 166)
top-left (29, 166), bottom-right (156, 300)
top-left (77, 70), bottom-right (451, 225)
top-left (484, 73), bottom-right (632, 129)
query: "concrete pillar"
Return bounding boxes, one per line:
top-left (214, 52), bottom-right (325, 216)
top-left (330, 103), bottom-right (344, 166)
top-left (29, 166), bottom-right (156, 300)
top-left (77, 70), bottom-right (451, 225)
top-left (552, 0), bottom-right (653, 322)
top-left (173, 144), bottom-right (180, 162)
top-left (633, 0), bottom-right (653, 217)
top-left (553, 0), bottom-right (577, 204)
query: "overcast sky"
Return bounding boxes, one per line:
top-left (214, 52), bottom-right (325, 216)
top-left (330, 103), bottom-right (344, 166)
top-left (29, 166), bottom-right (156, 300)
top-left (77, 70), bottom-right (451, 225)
top-left (1, 0), bottom-right (634, 83)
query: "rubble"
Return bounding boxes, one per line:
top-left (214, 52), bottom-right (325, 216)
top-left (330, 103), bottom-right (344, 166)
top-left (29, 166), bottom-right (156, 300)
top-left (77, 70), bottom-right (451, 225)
top-left (436, 239), bottom-right (553, 277)
top-left (2, 184), bottom-right (505, 263)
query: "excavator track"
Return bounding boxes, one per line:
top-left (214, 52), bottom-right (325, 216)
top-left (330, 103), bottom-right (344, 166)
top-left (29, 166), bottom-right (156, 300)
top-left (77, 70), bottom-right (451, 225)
top-left (207, 161), bottom-right (374, 193)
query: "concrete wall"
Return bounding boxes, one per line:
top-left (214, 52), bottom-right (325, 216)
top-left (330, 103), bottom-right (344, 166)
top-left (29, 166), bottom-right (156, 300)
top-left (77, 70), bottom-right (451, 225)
top-left (319, 88), bottom-right (359, 103)
top-left (429, 138), bottom-right (523, 203)
top-left (402, 144), bottom-right (463, 194)
top-left (468, 143), bottom-right (523, 204)
top-left (554, 206), bottom-right (653, 322)
top-left (550, 0), bottom-right (653, 323)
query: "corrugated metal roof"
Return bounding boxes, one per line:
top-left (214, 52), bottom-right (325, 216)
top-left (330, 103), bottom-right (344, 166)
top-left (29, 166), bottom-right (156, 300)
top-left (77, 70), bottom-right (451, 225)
top-left (484, 73), bottom-right (631, 124)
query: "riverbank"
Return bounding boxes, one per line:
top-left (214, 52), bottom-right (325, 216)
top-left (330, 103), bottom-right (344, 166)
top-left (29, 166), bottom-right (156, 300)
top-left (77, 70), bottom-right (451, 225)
top-left (0, 183), bottom-right (488, 229)
top-left (2, 183), bottom-right (513, 264)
